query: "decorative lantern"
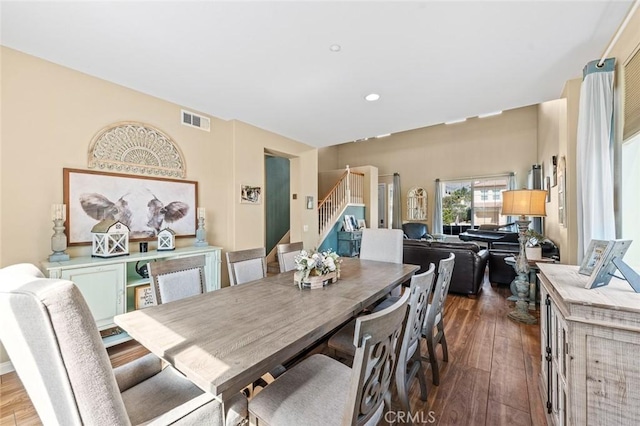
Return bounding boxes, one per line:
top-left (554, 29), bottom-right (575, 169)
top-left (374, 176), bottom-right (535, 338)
top-left (157, 228), bottom-right (176, 251)
top-left (91, 219), bottom-right (130, 258)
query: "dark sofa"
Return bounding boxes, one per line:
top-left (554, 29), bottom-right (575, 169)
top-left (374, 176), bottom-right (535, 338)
top-left (403, 240), bottom-right (489, 296)
top-left (488, 240), bottom-right (560, 285)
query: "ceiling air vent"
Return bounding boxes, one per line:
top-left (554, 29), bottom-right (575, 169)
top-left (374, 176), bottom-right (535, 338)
top-left (181, 109), bottom-right (210, 132)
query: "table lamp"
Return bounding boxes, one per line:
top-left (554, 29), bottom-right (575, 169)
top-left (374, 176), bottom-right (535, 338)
top-left (501, 189), bottom-right (547, 324)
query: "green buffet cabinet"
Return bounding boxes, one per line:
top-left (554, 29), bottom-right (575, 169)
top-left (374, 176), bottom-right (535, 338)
top-left (42, 245), bottom-right (221, 347)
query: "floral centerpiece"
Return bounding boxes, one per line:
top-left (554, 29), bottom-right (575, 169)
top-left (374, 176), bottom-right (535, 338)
top-left (294, 249), bottom-right (341, 289)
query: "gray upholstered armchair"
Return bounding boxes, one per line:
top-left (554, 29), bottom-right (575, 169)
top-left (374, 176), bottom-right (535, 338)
top-left (0, 263), bottom-right (246, 426)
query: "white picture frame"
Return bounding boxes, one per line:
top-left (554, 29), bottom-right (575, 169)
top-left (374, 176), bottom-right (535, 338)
top-left (578, 239), bottom-right (610, 276)
top-left (584, 240), bottom-right (633, 289)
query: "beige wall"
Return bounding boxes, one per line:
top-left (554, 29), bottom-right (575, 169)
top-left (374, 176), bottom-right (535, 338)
top-left (230, 121), bottom-right (318, 252)
top-left (537, 99), bottom-right (569, 261)
top-left (0, 47), bottom-right (317, 365)
top-left (333, 106), bottom-right (539, 228)
top-left (318, 146), bottom-right (339, 172)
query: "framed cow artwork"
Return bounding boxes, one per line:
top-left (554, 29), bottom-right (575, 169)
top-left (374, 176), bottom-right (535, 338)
top-left (63, 168), bottom-right (197, 245)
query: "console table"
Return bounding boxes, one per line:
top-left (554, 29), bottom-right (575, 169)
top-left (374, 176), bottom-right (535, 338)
top-left (538, 263), bottom-right (640, 425)
top-left (337, 230), bottom-right (362, 257)
top-left (42, 246), bottom-right (222, 347)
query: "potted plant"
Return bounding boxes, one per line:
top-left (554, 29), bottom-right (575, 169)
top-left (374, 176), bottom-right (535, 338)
top-left (524, 229), bottom-right (545, 260)
top-left (293, 249), bottom-right (342, 289)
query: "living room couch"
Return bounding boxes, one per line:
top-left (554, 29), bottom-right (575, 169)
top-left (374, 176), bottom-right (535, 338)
top-left (403, 240), bottom-right (489, 296)
top-left (488, 240), bottom-right (560, 285)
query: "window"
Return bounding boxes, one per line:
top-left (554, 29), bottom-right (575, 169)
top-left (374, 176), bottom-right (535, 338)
top-left (621, 133), bottom-right (640, 264)
top-left (441, 175), bottom-right (510, 234)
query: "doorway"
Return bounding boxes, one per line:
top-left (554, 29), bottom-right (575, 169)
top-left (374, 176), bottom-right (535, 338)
top-left (378, 183), bottom-right (387, 228)
top-left (265, 155), bottom-right (290, 254)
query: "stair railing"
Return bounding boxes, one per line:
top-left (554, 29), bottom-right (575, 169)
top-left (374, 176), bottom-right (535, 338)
top-left (318, 169), bottom-right (365, 236)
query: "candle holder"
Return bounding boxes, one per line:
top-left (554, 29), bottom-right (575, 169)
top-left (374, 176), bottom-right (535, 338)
top-left (194, 211), bottom-right (208, 247)
top-left (49, 218), bottom-right (70, 262)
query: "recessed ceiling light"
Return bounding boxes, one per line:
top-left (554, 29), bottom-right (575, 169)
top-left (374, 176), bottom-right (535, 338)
top-left (365, 93), bottom-right (380, 102)
top-left (444, 118), bottom-right (467, 125)
top-left (478, 111), bottom-right (503, 118)
top-left (376, 133), bottom-right (391, 138)
top-left (329, 44), bottom-right (341, 52)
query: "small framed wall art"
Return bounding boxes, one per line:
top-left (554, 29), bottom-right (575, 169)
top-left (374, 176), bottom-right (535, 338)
top-left (240, 184), bottom-right (262, 204)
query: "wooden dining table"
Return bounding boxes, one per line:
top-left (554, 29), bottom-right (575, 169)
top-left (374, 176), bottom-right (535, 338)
top-left (114, 257), bottom-right (418, 409)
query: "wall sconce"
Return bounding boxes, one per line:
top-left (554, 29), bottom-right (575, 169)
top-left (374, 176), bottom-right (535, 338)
top-left (306, 196), bottom-right (314, 209)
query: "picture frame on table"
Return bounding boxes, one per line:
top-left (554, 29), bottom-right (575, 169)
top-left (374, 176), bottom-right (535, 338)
top-left (357, 219), bottom-right (366, 229)
top-left (584, 240), bottom-right (633, 289)
top-left (579, 239), bottom-right (610, 275)
top-left (64, 168), bottom-right (197, 245)
top-left (343, 215), bottom-right (357, 232)
top-left (134, 285), bottom-right (156, 309)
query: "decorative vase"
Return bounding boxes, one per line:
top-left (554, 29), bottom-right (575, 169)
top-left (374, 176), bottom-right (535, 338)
top-left (294, 271), bottom-right (338, 289)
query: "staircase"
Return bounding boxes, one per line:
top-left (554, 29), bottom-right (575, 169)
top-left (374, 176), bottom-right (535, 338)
top-left (266, 169), bottom-right (365, 266)
top-left (318, 168), bottom-right (365, 245)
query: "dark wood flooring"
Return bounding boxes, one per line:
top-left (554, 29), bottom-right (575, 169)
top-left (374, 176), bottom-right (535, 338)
top-left (0, 275), bottom-right (546, 426)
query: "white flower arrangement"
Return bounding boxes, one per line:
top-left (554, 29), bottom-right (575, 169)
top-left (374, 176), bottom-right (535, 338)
top-left (294, 249), bottom-right (341, 282)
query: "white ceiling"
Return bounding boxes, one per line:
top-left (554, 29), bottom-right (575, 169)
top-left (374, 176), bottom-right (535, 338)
top-left (0, 1), bottom-right (633, 147)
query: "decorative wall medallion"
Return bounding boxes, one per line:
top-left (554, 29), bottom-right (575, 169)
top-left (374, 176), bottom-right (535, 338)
top-left (88, 122), bottom-right (186, 178)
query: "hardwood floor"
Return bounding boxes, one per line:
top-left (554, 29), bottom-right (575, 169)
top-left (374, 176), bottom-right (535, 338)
top-left (0, 275), bottom-right (547, 426)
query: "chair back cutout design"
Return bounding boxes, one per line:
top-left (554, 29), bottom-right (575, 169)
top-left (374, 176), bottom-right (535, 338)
top-left (345, 289), bottom-right (410, 425)
top-left (401, 264), bottom-right (436, 364)
top-left (427, 253), bottom-right (455, 326)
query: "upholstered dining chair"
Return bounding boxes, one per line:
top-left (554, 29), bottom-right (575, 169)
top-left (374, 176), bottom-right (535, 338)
top-left (226, 247), bottom-right (267, 285)
top-left (359, 228), bottom-right (404, 263)
top-left (147, 255), bottom-right (207, 305)
top-left (422, 252), bottom-right (456, 386)
top-left (276, 242), bottom-right (303, 273)
top-left (326, 265), bottom-right (436, 414)
top-left (248, 289), bottom-right (410, 426)
top-left (0, 263), bottom-right (247, 426)
top-left (359, 228), bottom-right (404, 298)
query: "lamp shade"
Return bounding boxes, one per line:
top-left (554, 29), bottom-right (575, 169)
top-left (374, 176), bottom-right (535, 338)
top-left (501, 189), bottom-right (547, 217)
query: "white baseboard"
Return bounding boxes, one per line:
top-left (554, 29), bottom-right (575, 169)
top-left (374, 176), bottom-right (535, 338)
top-left (0, 360), bottom-right (15, 375)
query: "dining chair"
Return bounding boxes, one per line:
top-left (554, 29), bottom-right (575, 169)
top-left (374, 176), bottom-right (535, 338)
top-left (422, 252), bottom-right (456, 386)
top-left (226, 247), bottom-right (286, 384)
top-left (147, 255), bottom-right (207, 304)
top-left (358, 228), bottom-right (404, 263)
top-left (248, 289), bottom-right (411, 426)
top-left (226, 247), bottom-right (267, 285)
top-left (359, 228), bottom-right (404, 298)
top-left (0, 263), bottom-right (247, 426)
top-left (326, 265), bottom-right (436, 414)
top-left (276, 241), bottom-right (303, 273)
